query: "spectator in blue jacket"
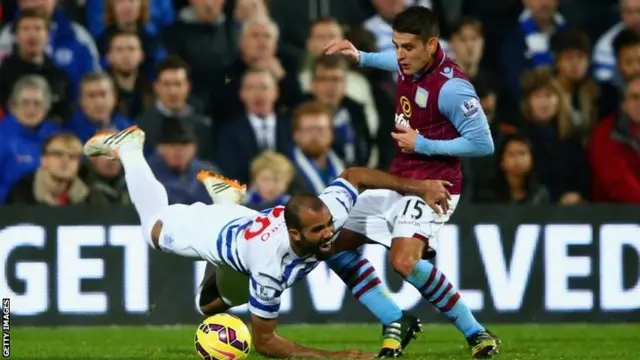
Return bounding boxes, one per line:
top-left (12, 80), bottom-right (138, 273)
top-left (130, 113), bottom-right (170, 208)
top-left (85, 0), bottom-right (175, 39)
top-left (148, 116), bottom-right (220, 205)
top-left (0, 0), bottom-right (100, 98)
top-left (64, 72), bottom-right (132, 143)
top-left (0, 75), bottom-right (60, 203)
top-left (96, 0), bottom-right (167, 79)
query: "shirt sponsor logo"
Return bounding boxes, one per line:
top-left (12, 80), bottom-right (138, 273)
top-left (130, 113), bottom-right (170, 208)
top-left (400, 96), bottom-right (412, 118)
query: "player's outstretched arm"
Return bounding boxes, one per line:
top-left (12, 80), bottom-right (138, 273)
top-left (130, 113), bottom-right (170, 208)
top-left (251, 315), bottom-right (372, 359)
top-left (324, 40), bottom-right (397, 72)
top-left (339, 167), bottom-right (452, 214)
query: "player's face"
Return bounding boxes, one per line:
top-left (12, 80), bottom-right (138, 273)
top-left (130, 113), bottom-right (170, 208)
top-left (528, 87), bottom-right (559, 123)
top-left (107, 35), bottom-right (143, 74)
top-left (155, 69), bottom-right (190, 109)
top-left (307, 22), bottom-right (343, 56)
top-left (618, 46), bottom-right (640, 81)
top-left (622, 0), bottom-right (640, 31)
top-left (291, 206), bottom-right (335, 256)
top-left (393, 32), bottom-right (438, 75)
top-left (556, 50), bottom-right (589, 82)
top-left (81, 79), bottom-right (116, 121)
top-left (623, 78), bottom-right (640, 124)
top-left (15, 18), bottom-right (48, 55)
top-left (501, 140), bottom-right (532, 176)
top-left (451, 26), bottom-right (483, 65)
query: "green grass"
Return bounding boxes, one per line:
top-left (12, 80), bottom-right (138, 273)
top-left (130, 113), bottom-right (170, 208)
top-left (9, 324), bottom-right (640, 359)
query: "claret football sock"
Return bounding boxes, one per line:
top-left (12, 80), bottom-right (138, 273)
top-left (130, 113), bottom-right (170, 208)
top-left (327, 250), bottom-right (403, 325)
top-left (119, 143), bottom-right (169, 242)
top-left (405, 259), bottom-right (485, 338)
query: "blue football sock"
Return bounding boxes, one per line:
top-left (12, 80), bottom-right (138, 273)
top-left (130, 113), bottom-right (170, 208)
top-left (405, 259), bottom-right (485, 338)
top-left (327, 250), bottom-right (402, 325)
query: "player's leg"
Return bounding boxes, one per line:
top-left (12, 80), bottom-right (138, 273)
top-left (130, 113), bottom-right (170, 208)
top-left (83, 127), bottom-right (167, 248)
top-left (196, 263), bottom-right (250, 315)
top-left (196, 263), bottom-right (231, 315)
top-left (389, 195), bottom-right (498, 358)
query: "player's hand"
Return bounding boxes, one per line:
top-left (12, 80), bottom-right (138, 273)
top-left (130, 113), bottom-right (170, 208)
top-left (331, 349), bottom-right (376, 359)
top-left (391, 124), bottom-right (419, 153)
top-left (324, 40), bottom-right (360, 64)
top-left (421, 180), bottom-right (452, 215)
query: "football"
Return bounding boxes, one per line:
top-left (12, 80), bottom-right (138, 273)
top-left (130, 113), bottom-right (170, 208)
top-left (194, 313), bottom-right (252, 360)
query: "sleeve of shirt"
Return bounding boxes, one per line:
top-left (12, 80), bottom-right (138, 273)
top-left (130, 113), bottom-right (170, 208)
top-left (358, 51), bottom-right (398, 72)
top-left (317, 178), bottom-right (359, 229)
top-left (414, 78), bottom-right (494, 157)
top-left (248, 274), bottom-right (284, 319)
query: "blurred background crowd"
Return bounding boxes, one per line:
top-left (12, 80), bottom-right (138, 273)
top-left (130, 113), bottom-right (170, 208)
top-left (0, 0), bottom-right (638, 210)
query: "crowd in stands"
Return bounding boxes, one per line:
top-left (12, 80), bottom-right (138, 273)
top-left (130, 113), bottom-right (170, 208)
top-left (0, 0), bottom-right (638, 209)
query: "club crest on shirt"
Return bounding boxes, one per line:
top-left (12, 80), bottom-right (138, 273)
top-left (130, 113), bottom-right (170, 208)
top-left (460, 98), bottom-right (481, 118)
top-left (415, 87), bottom-right (428, 108)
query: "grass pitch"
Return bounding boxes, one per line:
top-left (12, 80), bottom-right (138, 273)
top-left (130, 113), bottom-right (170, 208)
top-left (9, 324), bottom-right (640, 359)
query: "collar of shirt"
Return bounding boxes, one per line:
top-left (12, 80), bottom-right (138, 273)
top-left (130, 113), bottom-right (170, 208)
top-left (248, 113), bottom-right (277, 148)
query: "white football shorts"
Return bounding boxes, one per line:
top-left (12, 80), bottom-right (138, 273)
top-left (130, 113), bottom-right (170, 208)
top-left (342, 189), bottom-right (460, 250)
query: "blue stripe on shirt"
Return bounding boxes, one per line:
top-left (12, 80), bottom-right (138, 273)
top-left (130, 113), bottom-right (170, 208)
top-left (414, 78), bottom-right (494, 157)
top-left (328, 178), bottom-right (358, 204)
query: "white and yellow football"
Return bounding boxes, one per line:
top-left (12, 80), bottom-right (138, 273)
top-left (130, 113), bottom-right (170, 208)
top-left (194, 313), bottom-right (252, 360)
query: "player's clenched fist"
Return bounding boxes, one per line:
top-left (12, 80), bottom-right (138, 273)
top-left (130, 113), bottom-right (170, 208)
top-left (324, 40), bottom-right (360, 64)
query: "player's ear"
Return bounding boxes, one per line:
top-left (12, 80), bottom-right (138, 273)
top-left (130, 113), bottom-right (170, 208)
top-left (426, 37), bottom-right (439, 53)
top-left (288, 228), bottom-right (301, 241)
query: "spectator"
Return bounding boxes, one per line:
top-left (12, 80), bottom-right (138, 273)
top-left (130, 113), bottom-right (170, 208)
top-left (0, 0), bottom-right (100, 98)
top-left (233, 0), bottom-right (269, 24)
top-left (0, 75), bottom-right (59, 203)
top-left (501, 0), bottom-right (566, 108)
top-left (64, 72), bottom-right (132, 143)
top-left (97, 0), bottom-right (167, 79)
top-left (147, 117), bottom-right (219, 205)
top-left (475, 134), bottom-right (550, 204)
top-left (448, 17), bottom-right (487, 82)
top-left (289, 101), bottom-right (344, 195)
top-left (162, 0), bottom-right (238, 106)
top-left (518, 67), bottom-right (589, 205)
top-left (599, 29), bottom-right (640, 118)
top-left (243, 150), bottom-right (294, 210)
top-left (593, 0), bottom-right (640, 83)
top-left (215, 68), bottom-right (293, 184)
top-left (0, 10), bottom-right (72, 124)
top-left (551, 28), bottom-right (598, 141)
top-left (5, 133), bottom-right (103, 205)
top-left (308, 54), bottom-right (372, 166)
top-left (138, 56), bottom-right (213, 161)
top-left (86, 0), bottom-right (176, 38)
top-left (105, 31), bottom-right (153, 119)
top-left (588, 75), bottom-right (640, 203)
top-left (364, 0), bottom-right (448, 55)
top-left (299, 18), bottom-right (378, 141)
top-left (81, 129), bottom-right (130, 205)
top-left (210, 16), bottom-right (303, 120)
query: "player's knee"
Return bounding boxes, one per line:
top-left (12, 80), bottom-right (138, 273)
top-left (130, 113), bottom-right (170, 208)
top-left (390, 237), bottom-right (423, 277)
top-left (150, 220), bottom-right (163, 248)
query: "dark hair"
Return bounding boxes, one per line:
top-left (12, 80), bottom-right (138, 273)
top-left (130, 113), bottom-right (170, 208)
top-left (472, 74), bottom-right (495, 100)
top-left (449, 17), bottom-right (482, 38)
top-left (155, 55), bottom-right (190, 78)
top-left (107, 29), bottom-right (141, 51)
top-left (613, 28), bottom-right (640, 57)
top-left (13, 9), bottom-right (49, 31)
top-left (551, 28), bottom-right (590, 55)
top-left (311, 54), bottom-right (348, 77)
top-left (284, 194), bottom-right (326, 231)
top-left (392, 6), bottom-right (440, 41)
top-left (345, 26), bottom-right (378, 52)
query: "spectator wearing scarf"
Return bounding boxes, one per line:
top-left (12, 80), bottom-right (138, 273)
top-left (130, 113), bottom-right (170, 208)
top-left (500, 0), bottom-right (566, 112)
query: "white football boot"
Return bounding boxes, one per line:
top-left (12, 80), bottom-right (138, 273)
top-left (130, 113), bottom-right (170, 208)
top-left (83, 126), bottom-right (145, 159)
top-left (197, 171), bottom-right (247, 205)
